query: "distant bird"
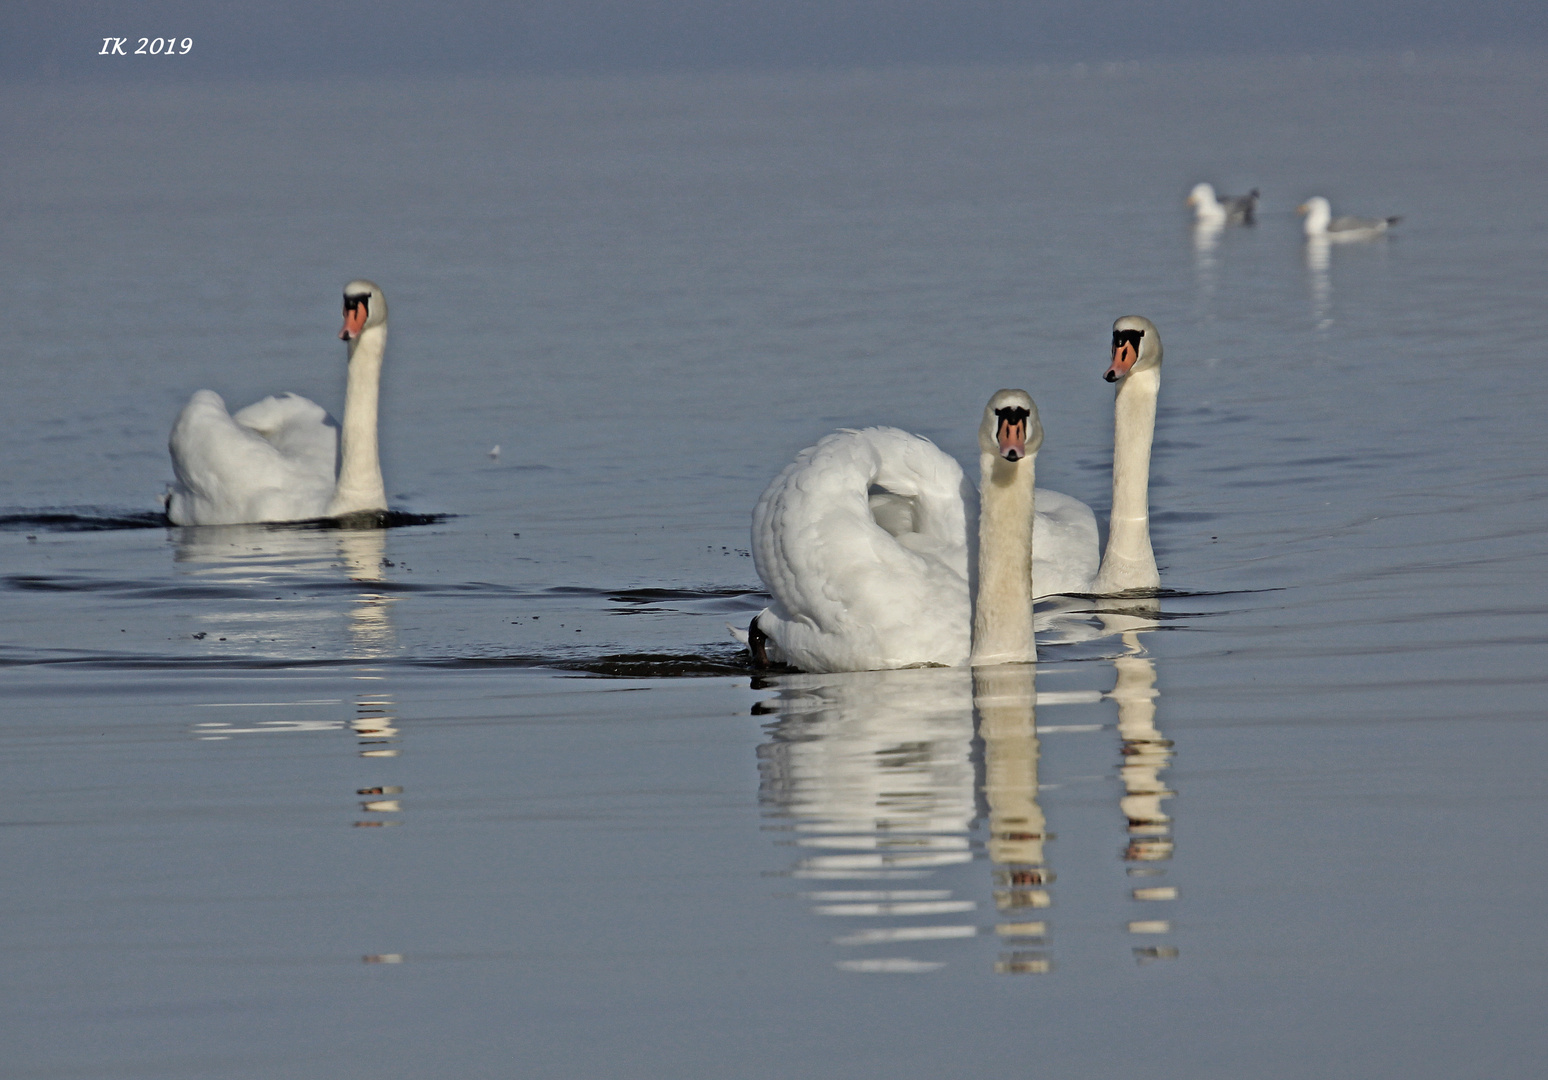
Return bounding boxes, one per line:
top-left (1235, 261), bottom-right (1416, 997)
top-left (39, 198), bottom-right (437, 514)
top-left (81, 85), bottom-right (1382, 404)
top-left (1187, 182), bottom-right (1258, 225)
top-left (488, 445), bottom-right (501, 459)
top-left (1298, 196), bottom-right (1401, 240)
top-left (167, 280), bottom-right (390, 526)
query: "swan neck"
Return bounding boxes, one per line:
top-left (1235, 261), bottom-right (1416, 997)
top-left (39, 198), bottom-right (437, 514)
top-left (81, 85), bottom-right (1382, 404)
top-left (328, 324), bottom-right (387, 518)
top-left (971, 451), bottom-right (1036, 666)
top-left (1094, 364), bottom-right (1160, 593)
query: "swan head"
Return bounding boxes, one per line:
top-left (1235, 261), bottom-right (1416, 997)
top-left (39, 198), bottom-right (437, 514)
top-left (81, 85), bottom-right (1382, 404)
top-left (339, 280), bottom-right (388, 343)
top-left (1105, 315), bottom-right (1161, 383)
top-left (1186, 182), bottom-right (1216, 209)
top-left (979, 388), bottom-right (1043, 463)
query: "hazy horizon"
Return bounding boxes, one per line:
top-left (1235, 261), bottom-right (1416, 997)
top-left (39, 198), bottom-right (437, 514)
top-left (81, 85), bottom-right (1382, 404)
top-left (4, 0), bottom-right (1546, 84)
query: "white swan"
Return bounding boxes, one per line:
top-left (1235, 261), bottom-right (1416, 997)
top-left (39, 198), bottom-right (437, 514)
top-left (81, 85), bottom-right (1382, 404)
top-left (166, 280), bottom-right (389, 526)
top-left (1187, 182), bottom-right (1258, 225)
top-left (1031, 315), bottom-right (1163, 597)
top-left (747, 390), bottom-right (1042, 673)
top-left (1298, 196), bottom-right (1401, 241)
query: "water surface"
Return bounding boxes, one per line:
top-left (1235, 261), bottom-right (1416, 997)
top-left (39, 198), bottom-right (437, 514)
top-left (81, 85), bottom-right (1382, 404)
top-left (2, 51), bottom-right (1547, 1078)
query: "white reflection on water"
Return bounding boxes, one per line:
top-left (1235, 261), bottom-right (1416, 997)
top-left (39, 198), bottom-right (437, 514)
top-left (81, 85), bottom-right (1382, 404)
top-left (172, 524), bottom-right (399, 658)
top-left (1192, 219), bottom-right (1224, 306)
top-left (1101, 609), bottom-right (1180, 961)
top-left (757, 614), bottom-right (1181, 972)
top-left (1306, 236), bottom-right (1333, 330)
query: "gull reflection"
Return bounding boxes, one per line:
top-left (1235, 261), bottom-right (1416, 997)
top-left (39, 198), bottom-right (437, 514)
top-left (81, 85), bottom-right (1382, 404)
top-left (1305, 236), bottom-right (1333, 330)
top-left (171, 524), bottom-right (398, 658)
top-left (1192, 219), bottom-right (1224, 306)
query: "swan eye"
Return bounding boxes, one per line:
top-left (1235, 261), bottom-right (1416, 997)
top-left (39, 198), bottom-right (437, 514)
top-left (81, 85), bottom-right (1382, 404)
top-left (343, 293), bottom-right (371, 316)
top-left (1112, 328), bottom-right (1144, 353)
top-left (994, 406), bottom-right (1030, 424)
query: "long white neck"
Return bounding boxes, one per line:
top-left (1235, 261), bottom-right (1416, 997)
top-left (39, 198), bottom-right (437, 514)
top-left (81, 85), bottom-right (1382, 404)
top-left (1092, 365), bottom-right (1160, 594)
top-left (327, 324), bottom-right (387, 518)
top-left (971, 451), bottom-right (1036, 666)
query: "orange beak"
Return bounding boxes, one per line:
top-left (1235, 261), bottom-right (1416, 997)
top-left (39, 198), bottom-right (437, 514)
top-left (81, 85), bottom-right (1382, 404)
top-left (340, 302), bottom-right (368, 341)
top-left (1105, 340), bottom-right (1138, 382)
top-left (997, 417), bottom-right (1027, 461)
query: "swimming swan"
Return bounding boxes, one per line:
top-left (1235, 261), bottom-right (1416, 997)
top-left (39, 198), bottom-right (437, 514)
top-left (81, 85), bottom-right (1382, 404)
top-left (1032, 315), bottom-right (1164, 597)
top-left (166, 280), bottom-right (389, 526)
top-left (747, 390), bottom-right (1043, 673)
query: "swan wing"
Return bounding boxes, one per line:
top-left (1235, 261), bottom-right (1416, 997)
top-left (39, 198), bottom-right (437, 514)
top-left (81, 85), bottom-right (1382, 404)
top-left (1033, 487), bottom-right (1100, 597)
top-left (232, 393), bottom-right (339, 477)
top-left (752, 427), bottom-right (971, 672)
top-left (167, 390), bottom-right (338, 525)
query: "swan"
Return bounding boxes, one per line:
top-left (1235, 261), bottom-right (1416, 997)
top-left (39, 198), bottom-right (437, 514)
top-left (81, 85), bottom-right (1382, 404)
top-left (1298, 196), bottom-right (1401, 241)
top-left (1031, 315), bottom-right (1163, 597)
top-left (747, 390), bottom-right (1042, 673)
top-left (166, 280), bottom-right (389, 526)
top-left (1187, 182), bottom-right (1258, 225)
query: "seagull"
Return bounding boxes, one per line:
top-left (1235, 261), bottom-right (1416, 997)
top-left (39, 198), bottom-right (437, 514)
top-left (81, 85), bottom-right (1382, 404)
top-left (1187, 182), bottom-right (1258, 225)
top-left (1298, 196), bottom-right (1401, 240)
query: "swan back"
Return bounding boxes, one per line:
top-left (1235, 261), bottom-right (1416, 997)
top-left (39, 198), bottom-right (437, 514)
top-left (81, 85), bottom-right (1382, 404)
top-left (752, 427), bottom-right (971, 672)
top-left (167, 390), bottom-right (337, 525)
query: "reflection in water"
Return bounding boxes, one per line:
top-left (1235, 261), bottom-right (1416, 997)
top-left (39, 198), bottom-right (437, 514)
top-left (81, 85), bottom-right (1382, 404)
top-left (1306, 236), bottom-right (1333, 330)
top-left (186, 681), bottom-right (405, 826)
top-left (756, 665), bottom-right (1056, 973)
top-left (1101, 609), bottom-right (1180, 962)
top-left (177, 527), bottom-right (405, 826)
top-left (337, 530), bottom-right (398, 658)
top-left (172, 524), bottom-right (399, 658)
top-left (758, 667), bottom-right (977, 974)
top-left (975, 664), bottom-right (1052, 975)
top-left (351, 668), bottom-right (403, 824)
top-left (757, 615), bottom-right (1183, 972)
top-left (1192, 219), bottom-right (1224, 306)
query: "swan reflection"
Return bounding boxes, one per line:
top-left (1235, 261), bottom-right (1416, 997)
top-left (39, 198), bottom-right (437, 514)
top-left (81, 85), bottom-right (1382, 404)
top-left (1098, 609), bottom-right (1180, 959)
top-left (172, 523), bottom-right (399, 658)
top-left (177, 526), bottom-right (405, 823)
top-left (975, 664), bottom-right (1054, 974)
top-left (757, 613), bottom-right (1182, 971)
top-left (758, 667), bottom-right (977, 882)
top-left (756, 664), bottom-right (1054, 973)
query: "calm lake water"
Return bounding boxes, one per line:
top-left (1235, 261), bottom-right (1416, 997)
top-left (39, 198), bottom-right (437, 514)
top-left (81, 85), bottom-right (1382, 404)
top-left (3, 51), bottom-right (1547, 1079)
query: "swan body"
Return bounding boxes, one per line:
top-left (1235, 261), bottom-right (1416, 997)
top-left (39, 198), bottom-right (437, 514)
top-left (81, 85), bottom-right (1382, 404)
top-left (1027, 315), bottom-right (1164, 597)
top-left (167, 280), bottom-right (389, 526)
top-left (1187, 182), bottom-right (1258, 225)
top-left (749, 391), bottom-right (1041, 673)
top-left (1031, 489), bottom-right (1099, 596)
top-left (1298, 196), bottom-right (1400, 240)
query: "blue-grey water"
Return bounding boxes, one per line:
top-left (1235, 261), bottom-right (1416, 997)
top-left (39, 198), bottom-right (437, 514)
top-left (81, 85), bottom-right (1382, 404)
top-left (3, 51), bottom-right (1547, 1078)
